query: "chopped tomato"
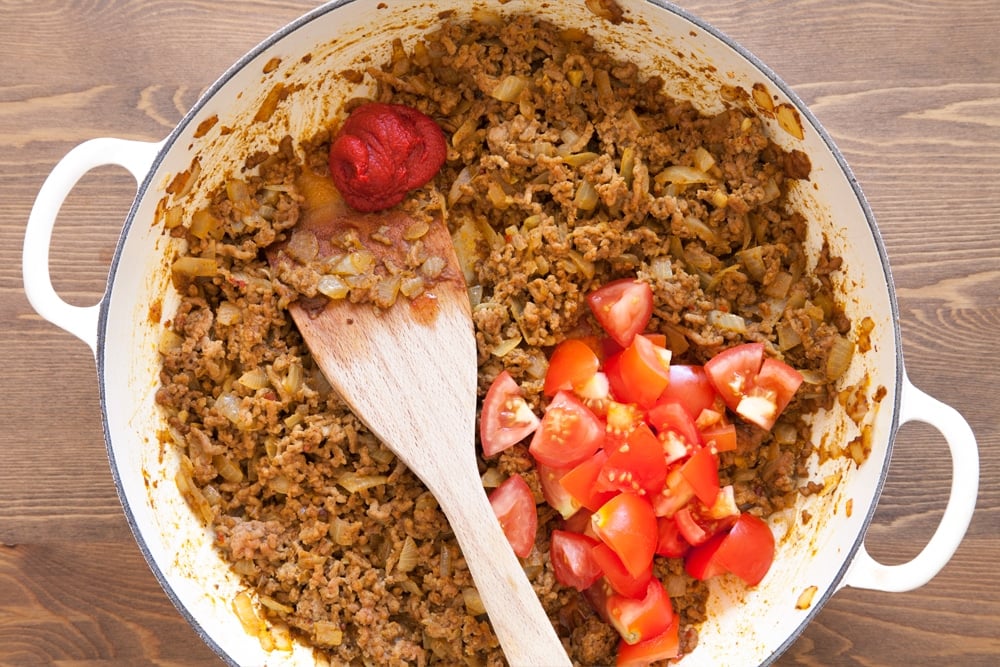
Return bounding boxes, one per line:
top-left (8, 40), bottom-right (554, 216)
top-left (684, 529), bottom-right (728, 580)
top-left (673, 505), bottom-right (711, 547)
top-left (604, 400), bottom-right (645, 449)
top-left (592, 493), bottom-right (658, 579)
top-left (651, 468), bottom-right (695, 518)
top-left (655, 516), bottom-right (690, 558)
top-left (657, 364), bottom-right (718, 420)
top-left (587, 279), bottom-right (654, 348)
top-left (679, 446), bottom-right (720, 507)
top-left (560, 450), bottom-right (618, 512)
top-left (537, 463), bottom-right (581, 519)
top-left (738, 357), bottom-right (803, 430)
top-left (616, 617), bottom-right (680, 666)
top-left (480, 371), bottom-right (540, 457)
top-left (714, 513), bottom-right (775, 586)
top-left (544, 338), bottom-right (601, 396)
top-left (647, 401), bottom-right (701, 451)
top-left (598, 423), bottom-right (668, 497)
top-left (563, 508), bottom-right (597, 537)
top-left (607, 578), bottom-right (674, 645)
top-left (703, 342), bottom-right (765, 412)
top-left (608, 334), bottom-right (672, 408)
top-left (529, 391), bottom-right (604, 468)
top-left (700, 422), bottom-right (738, 453)
top-left (591, 542), bottom-right (653, 599)
top-left (550, 530), bottom-right (604, 591)
top-left (704, 343), bottom-right (802, 431)
top-left (488, 474), bottom-right (537, 559)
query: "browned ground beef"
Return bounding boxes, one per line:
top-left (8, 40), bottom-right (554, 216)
top-left (156, 13), bottom-right (852, 666)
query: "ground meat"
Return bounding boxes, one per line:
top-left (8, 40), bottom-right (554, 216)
top-left (157, 13), bottom-right (853, 666)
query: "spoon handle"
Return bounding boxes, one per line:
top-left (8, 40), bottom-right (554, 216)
top-left (434, 470), bottom-right (573, 667)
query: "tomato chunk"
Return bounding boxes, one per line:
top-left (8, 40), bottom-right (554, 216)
top-left (537, 463), bottom-right (581, 519)
top-left (738, 357), bottom-right (804, 430)
top-left (655, 516), bottom-right (690, 558)
top-left (592, 493), bottom-right (658, 579)
top-left (679, 446), bottom-right (720, 507)
top-left (597, 423), bottom-right (667, 497)
top-left (591, 542), bottom-right (653, 599)
top-left (560, 450), bottom-right (618, 512)
top-left (608, 334), bottom-right (672, 408)
top-left (587, 279), bottom-right (654, 348)
top-left (607, 578), bottom-right (674, 645)
top-left (615, 616), bottom-right (680, 666)
top-left (480, 371), bottom-right (540, 457)
top-left (488, 474), bottom-right (537, 558)
top-left (683, 530), bottom-right (728, 580)
top-left (657, 364), bottom-right (718, 420)
top-left (715, 513), bottom-right (775, 586)
top-left (550, 530), bottom-right (603, 591)
top-left (647, 401), bottom-right (701, 451)
top-left (704, 342), bottom-right (765, 412)
top-left (529, 391), bottom-right (604, 468)
top-left (544, 338), bottom-right (601, 396)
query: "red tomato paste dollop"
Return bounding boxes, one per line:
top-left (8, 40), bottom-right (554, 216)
top-left (328, 102), bottom-right (447, 212)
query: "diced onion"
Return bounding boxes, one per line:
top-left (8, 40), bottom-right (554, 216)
top-left (573, 180), bottom-right (599, 211)
top-left (213, 454), bottom-right (244, 483)
top-left (396, 536), bottom-right (419, 573)
top-left (657, 165), bottom-right (713, 185)
top-left (285, 229), bottom-right (319, 263)
top-left (171, 256), bottom-right (217, 278)
top-left (490, 75), bottom-right (528, 102)
top-left (217, 301), bottom-right (242, 326)
top-left (825, 335), bottom-right (855, 380)
top-left (707, 310), bottom-right (747, 333)
top-left (313, 621), bottom-right (344, 647)
top-left (491, 336), bottom-right (523, 357)
top-left (317, 274), bottom-right (350, 299)
top-left (335, 472), bottom-right (388, 493)
top-left (463, 588), bottom-right (486, 616)
top-left (259, 595), bottom-right (294, 615)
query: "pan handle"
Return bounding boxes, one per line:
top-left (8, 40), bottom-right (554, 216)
top-left (844, 375), bottom-right (978, 592)
top-left (22, 138), bottom-right (162, 354)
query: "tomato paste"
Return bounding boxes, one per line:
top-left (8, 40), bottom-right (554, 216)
top-left (328, 102), bottom-right (447, 212)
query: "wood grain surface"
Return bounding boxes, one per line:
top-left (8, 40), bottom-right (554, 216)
top-left (2, 1), bottom-right (997, 665)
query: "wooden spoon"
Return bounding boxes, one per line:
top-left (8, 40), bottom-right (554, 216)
top-left (269, 202), bottom-right (572, 667)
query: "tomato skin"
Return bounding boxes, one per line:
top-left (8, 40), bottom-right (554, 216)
top-left (480, 371), bottom-right (540, 457)
top-left (657, 364), bottom-right (718, 420)
top-left (587, 279), bottom-right (654, 348)
top-left (592, 493), bottom-right (658, 579)
top-left (488, 474), bottom-right (538, 559)
top-left (597, 423), bottom-right (668, 497)
top-left (544, 338), bottom-right (601, 396)
top-left (655, 516), bottom-right (690, 558)
top-left (683, 530), bottom-right (728, 580)
top-left (715, 513), bottom-right (775, 586)
top-left (560, 450), bottom-right (619, 512)
top-left (700, 423), bottom-right (737, 453)
top-left (615, 616), bottom-right (680, 666)
top-left (529, 391), bottom-right (605, 468)
top-left (590, 542), bottom-right (653, 599)
top-left (609, 334), bottom-right (672, 408)
top-left (550, 530), bottom-right (603, 591)
top-left (704, 342), bottom-right (765, 411)
top-left (679, 446), bottom-right (720, 507)
top-left (607, 578), bottom-right (674, 645)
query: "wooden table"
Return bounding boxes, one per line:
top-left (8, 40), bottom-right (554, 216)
top-left (2, 1), bottom-right (997, 664)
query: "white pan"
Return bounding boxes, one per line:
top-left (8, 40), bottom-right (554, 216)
top-left (22, 1), bottom-right (979, 664)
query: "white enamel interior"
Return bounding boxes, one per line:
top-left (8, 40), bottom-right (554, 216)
top-left (97, 1), bottom-right (901, 664)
